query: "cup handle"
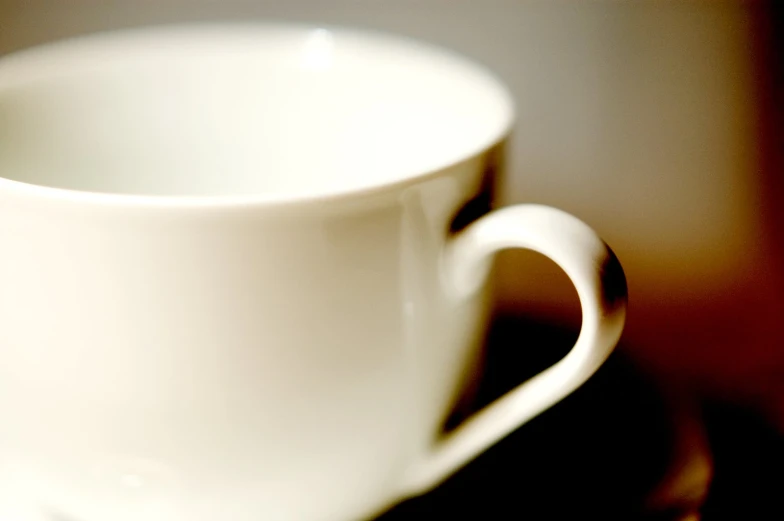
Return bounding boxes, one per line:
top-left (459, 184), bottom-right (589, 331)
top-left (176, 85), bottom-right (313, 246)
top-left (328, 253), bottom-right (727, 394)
top-left (401, 204), bottom-right (627, 496)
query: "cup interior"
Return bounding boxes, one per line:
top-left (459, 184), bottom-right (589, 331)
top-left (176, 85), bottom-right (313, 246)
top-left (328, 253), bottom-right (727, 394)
top-left (0, 24), bottom-right (513, 199)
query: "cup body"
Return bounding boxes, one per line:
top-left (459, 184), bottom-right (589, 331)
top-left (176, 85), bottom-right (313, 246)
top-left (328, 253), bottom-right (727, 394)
top-left (0, 24), bottom-right (513, 521)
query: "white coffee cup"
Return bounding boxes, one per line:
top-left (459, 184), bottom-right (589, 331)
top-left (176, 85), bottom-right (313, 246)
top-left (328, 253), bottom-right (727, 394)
top-left (0, 23), bottom-right (626, 521)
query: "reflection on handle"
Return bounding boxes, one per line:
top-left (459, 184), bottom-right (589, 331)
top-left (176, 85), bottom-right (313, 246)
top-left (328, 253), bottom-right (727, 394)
top-left (402, 204), bottom-right (627, 496)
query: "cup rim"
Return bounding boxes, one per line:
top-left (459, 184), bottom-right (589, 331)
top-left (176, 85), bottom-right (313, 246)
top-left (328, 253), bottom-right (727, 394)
top-left (0, 21), bottom-right (515, 210)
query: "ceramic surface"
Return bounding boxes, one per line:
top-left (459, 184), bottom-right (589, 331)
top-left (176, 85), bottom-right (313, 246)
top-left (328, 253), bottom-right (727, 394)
top-left (0, 23), bottom-right (626, 521)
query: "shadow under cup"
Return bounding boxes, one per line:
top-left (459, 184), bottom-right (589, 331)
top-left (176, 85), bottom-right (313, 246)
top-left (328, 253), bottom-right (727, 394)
top-left (0, 24), bottom-right (513, 199)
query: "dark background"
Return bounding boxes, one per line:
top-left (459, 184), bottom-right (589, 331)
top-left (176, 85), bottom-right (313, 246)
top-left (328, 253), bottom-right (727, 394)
top-left (379, 313), bottom-right (784, 521)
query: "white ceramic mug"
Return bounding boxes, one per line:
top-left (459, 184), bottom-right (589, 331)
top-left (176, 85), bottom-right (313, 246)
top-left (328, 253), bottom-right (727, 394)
top-left (0, 23), bottom-right (626, 521)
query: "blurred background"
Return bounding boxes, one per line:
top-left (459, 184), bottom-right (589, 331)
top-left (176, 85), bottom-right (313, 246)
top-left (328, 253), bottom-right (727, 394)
top-left (1, 1), bottom-right (781, 519)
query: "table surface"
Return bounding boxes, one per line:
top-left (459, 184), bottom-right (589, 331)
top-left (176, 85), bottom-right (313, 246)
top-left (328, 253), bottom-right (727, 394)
top-left (373, 314), bottom-right (784, 521)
